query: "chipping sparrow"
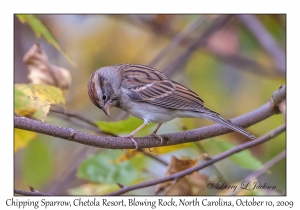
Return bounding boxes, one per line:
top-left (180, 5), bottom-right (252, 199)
top-left (88, 64), bottom-right (255, 149)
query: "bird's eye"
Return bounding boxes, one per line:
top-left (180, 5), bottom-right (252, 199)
top-left (102, 95), bottom-right (107, 101)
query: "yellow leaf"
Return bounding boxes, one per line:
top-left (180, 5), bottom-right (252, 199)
top-left (14, 87), bottom-right (36, 116)
top-left (151, 142), bottom-right (191, 154)
top-left (28, 84), bottom-right (66, 105)
top-left (14, 84), bottom-right (66, 121)
top-left (14, 129), bottom-right (37, 152)
top-left (113, 150), bottom-right (140, 163)
top-left (165, 156), bottom-right (198, 176)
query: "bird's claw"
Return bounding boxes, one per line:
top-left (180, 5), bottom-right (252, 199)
top-left (149, 133), bottom-right (164, 146)
top-left (119, 134), bottom-right (138, 150)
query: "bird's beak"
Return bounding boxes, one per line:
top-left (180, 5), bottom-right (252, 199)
top-left (102, 103), bottom-right (111, 117)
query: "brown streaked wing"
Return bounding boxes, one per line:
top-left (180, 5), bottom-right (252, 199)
top-left (119, 64), bottom-right (176, 101)
top-left (118, 64), bottom-right (205, 111)
top-left (146, 80), bottom-right (205, 111)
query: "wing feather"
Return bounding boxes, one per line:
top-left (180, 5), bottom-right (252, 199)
top-left (117, 64), bottom-right (205, 111)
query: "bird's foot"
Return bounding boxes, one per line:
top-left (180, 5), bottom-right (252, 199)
top-left (119, 134), bottom-right (138, 150)
top-left (149, 132), bottom-right (164, 146)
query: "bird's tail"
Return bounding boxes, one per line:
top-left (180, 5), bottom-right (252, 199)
top-left (202, 108), bottom-right (256, 139)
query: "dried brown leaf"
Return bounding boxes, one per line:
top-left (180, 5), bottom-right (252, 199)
top-left (188, 173), bottom-right (209, 195)
top-left (165, 173), bottom-right (208, 195)
top-left (165, 155), bottom-right (198, 176)
top-left (164, 178), bottom-right (190, 195)
top-left (23, 44), bottom-right (71, 95)
top-left (156, 156), bottom-right (199, 195)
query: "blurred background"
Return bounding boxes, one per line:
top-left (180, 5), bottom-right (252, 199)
top-left (14, 14), bottom-right (286, 195)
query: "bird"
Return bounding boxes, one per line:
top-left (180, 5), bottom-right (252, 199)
top-left (88, 64), bottom-right (255, 149)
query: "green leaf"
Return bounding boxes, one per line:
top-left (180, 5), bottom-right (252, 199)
top-left (14, 84), bottom-right (66, 120)
top-left (208, 139), bottom-right (263, 170)
top-left (22, 138), bottom-right (53, 188)
top-left (28, 83), bottom-right (66, 105)
top-left (95, 117), bottom-right (154, 136)
top-left (77, 150), bottom-right (145, 185)
top-left (16, 14), bottom-right (75, 66)
top-left (14, 87), bottom-right (36, 116)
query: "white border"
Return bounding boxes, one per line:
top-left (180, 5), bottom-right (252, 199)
top-left (2, 0), bottom-right (299, 209)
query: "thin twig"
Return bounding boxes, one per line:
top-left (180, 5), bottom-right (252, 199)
top-left (232, 150), bottom-right (286, 195)
top-left (50, 107), bottom-right (98, 128)
top-left (211, 52), bottom-right (283, 78)
top-left (194, 143), bottom-right (226, 182)
top-left (50, 107), bottom-right (117, 137)
top-left (238, 15), bottom-right (285, 75)
top-left (105, 124), bottom-right (285, 195)
top-left (50, 110), bottom-right (102, 134)
top-left (138, 149), bottom-right (168, 166)
top-left (163, 15), bottom-right (233, 77)
top-left (149, 16), bottom-right (205, 67)
top-left (245, 150), bottom-right (286, 181)
top-left (50, 108), bottom-right (166, 165)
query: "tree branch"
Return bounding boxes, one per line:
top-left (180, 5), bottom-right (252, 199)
top-left (14, 124), bottom-right (285, 196)
top-left (14, 86), bottom-right (286, 149)
top-left (106, 124), bottom-right (286, 195)
top-left (14, 189), bottom-right (51, 196)
top-left (50, 108), bottom-right (167, 167)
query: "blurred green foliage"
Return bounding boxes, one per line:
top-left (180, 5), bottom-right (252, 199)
top-left (206, 138), bottom-right (263, 170)
top-left (22, 137), bottom-right (54, 188)
top-left (77, 150), bottom-right (148, 186)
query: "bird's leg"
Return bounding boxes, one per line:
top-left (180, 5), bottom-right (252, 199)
top-left (149, 123), bottom-right (164, 145)
top-left (119, 122), bottom-right (148, 150)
